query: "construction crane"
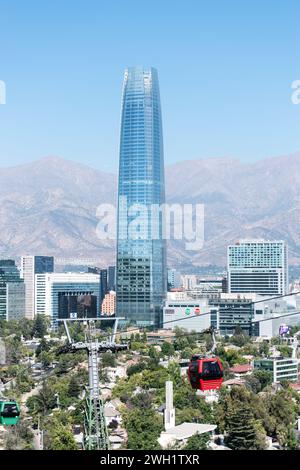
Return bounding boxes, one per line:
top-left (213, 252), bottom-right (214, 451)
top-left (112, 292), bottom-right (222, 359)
top-left (59, 318), bottom-right (128, 450)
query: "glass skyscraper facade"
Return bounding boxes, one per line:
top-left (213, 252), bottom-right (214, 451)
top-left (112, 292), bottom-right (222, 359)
top-left (0, 260), bottom-right (25, 321)
top-left (116, 66), bottom-right (167, 326)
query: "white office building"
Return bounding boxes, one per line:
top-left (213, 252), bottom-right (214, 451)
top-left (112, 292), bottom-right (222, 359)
top-left (181, 275), bottom-right (197, 291)
top-left (35, 272), bottom-right (100, 326)
top-left (254, 358), bottom-right (298, 384)
top-left (167, 269), bottom-right (182, 289)
top-left (228, 240), bottom-right (288, 296)
top-left (21, 256), bottom-right (54, 319)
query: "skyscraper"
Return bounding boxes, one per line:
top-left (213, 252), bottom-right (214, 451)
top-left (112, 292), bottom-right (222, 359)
top-left (227, 240), bottom-right (288, 296)
top-left (116, 66), bottom-right (167, 326)
top-left (0, 260), bottom-right (25, 321)
top-left (21, 256), bottom-right (54, 319)
top-left (107, 266), bottom-right (116, 292)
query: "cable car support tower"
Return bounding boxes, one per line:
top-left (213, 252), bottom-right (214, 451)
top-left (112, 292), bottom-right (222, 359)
top-left (60, 318), bottom-right (128, 450)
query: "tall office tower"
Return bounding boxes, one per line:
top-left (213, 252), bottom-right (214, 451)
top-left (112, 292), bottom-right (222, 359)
top-left (21, 256), bottom-right (54, 319)
top-left (108, 266), bottom-right (116, 292)
top-left (88, 267), bottom-right (107, 313)
top-left (0, 260), bottom-right (25, 321)
top-left (227, 240), bottom-right (288, 296)
top-left (99, 269), bottom-right (108, 306)
top-left (116, 66), bottom-right (167, 326)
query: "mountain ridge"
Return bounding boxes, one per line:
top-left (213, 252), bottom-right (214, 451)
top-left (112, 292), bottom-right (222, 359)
top-left (0, 152), bottom-right (300, 268)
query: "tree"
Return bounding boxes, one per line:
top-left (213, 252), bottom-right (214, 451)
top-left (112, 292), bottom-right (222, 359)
top-left (246, 370), bottom-right (273, 392)
top-left (231, 332), bottom-right (250, 348)
top-left (127, 361), bottom-right (147, 377)
top-left (130, 391), bottom-right (153, 410)
top-left (36, 337), bottom-right (51, 357)
top-left (101, 352), bottom-right (116, 368)
top-left (40, 351), bottom-right (53, 368)
top-left (48, 421), bottom-right (78, 450)
top-left (280, 426), bottom-right (300, 450)
top-left (258, 342), bottom-right (270, 357)
top-left (266, 390), bottom-right (298, 433)
top-left (245, 375), bottom-right (262, 394)
top-left (184, 432), bottom-right (210, 450)
top-left (33, 315), bottom-right (47, 338)
top-left (161, 342), bottom-right (175, 357)
top-left (123, 408), bottom-right (162, 450)
top-left (277, 345), bottom-right (292, 358)
top-left (28, 382), bottom-right (56, 415)
top-left (68, 375), bottom-right (81, 398)
top-left (225, 404), bottom-right (266, 450)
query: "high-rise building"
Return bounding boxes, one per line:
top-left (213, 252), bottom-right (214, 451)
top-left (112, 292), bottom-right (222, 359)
top-left (227, 240), bottom-right (288, 296)
top-left (35, 272), bottom-right (100, 326)
top-left (21, 256), bottom-right (54, 319)
top-left (101, 291), bottom-right (116, 316)
top-left (181, 275), bottom-right (197, 291)
top-left (88, 267), bottom-right (108, 313)
top-left (210, 293), bottom-right (256, 336)
top-left (108, 266), bottom-right (116, 292)
top-left (0, 260), bottom-right (25, 321)
top-left (116, 66), bottom-right (167, 326)
top-left (167, 269), bottom-right (181, 290)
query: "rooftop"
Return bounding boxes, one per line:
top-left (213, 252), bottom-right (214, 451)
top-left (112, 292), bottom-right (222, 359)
top-left (162, 423), bottom-right (216, 441)
top-left (289, 383), bottom-right (300, 392)
top-left (229, 364), bottom-right (253, 374)
top-left (223, 379), bottom-right (245, 387)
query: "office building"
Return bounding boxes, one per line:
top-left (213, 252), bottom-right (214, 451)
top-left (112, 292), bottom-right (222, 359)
top-left (108, 266), bottom-right (116, 292)
top-left (0, 260), bottom-right (25, 321)
top-left (228, 240), bottom-right (288, 296)
top-left (101, 291), bottom-right (116, 316)
top-left (6, 282), bottom-right (26, 321)
top-left (251, 296), bottom-right (300, 338)
top-left (35, 272), bottom-right (100, 326)
top-left (187, 277), bottom-right (226, 301)
top-left (254, 358), bottom-right (298, 383)
top-left (181, 275), bottom-right (197, 291)
top-left (116, 66), bottom-right (167, 326)
top-left (21, 256), bottom-right (54, 319)
top-left (210, 293), bottom-right (256, 336)
top-left (167, 269), bottom-right (181, 290)
top-left (163, 299), bottom-right (216, 332)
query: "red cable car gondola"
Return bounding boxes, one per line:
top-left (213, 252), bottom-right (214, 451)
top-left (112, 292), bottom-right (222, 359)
top-left (188, 355), bottom-right (223, 391)
top-left (187, 327), bottom-right (223, 392)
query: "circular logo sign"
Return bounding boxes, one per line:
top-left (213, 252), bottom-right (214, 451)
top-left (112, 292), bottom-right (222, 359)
top-left (185, 308), bottom-right (191, 316)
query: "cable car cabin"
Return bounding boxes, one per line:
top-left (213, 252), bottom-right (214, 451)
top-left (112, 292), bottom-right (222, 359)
top-left (188, 356), bottom-right (223, 391)
top-left (0, 401), bottom-right (20, 426)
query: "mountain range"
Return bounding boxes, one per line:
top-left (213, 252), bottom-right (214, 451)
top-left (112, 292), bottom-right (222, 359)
top-left (0, 152), bottom-right (300, 269)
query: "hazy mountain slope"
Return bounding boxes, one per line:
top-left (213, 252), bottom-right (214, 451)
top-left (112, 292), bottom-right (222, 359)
top-left (0, 153), bottom-right (299, 267)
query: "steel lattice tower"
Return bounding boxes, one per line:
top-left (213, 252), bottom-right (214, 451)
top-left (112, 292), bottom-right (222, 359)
top-left (60, 318), bottom-right (128, 450)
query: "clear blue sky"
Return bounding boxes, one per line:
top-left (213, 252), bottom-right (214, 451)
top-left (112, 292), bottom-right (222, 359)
top-left (0, 0), bottom-right (299, 171)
